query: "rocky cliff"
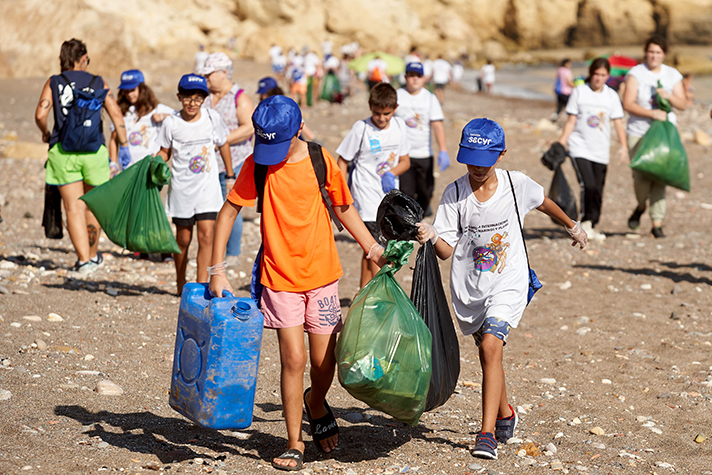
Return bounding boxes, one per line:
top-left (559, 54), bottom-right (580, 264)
top-left (1, 0), bottom-right (711, 79)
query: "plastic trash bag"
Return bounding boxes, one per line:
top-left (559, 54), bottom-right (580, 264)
top-left (81, 155), bottom-right (180, 254)
top-left (377, 190), bottom-right (423, 242)
top-left (548, 165), bottom-right (577, 222)
top-left (42, 184), bottom-right (63, 239)
top-left (541, 142), bottom-right (567, 171)
top-left (412, 241), bottom-right (460, 411)
top-left (629, 120), bottom-right (690, 192)
top-left (320, 71), bottom-right (342, 103)
top-left (336, 240), bottom-right (432, 426)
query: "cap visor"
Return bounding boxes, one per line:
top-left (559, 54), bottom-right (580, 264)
top-left (180, 85), bottom-right (209, 94)
top-left (253, 137), bottom-right (292, 166)
top-left (456, 148), bottom-right (501, 167)
top-left (256, 86), bottom-right (270, 94)
top-left (118, 81), bottom-right (140, 90)
top-left (198, 66), bottom-right (216, 76)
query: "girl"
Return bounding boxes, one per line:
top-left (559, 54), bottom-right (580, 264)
top-left (557, 57), bottom-right (628, 240)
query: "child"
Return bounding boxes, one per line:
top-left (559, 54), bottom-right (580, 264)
top-left (336, 83), bottom-right (410, 287)
top-left (417, 118), bottom-right (588, 460)
top-left (208, 95), bottom-right (386, 471)
top-left (156, 73), bottom-right (233, 295)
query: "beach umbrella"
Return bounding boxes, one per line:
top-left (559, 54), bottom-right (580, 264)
top-left (349, 52), bottom-right (406, 76)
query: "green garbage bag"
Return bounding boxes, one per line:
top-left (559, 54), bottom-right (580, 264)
top-left (629, 120), bottom-right (690, 192)
top-left (80, 155), bottom-right (180, 253)
top-left (335, 240), bottom-right (432, 426)
top-left (320, 71), bottom-right (341, 102)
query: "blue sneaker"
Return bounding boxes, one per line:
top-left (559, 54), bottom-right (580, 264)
top-left (495, 404), bottom-right (518, 442)
top-left (472, 431), bottom-right (498, 460)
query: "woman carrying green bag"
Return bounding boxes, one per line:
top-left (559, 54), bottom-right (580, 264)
top-left (622, 35), bottom-right (687, 238)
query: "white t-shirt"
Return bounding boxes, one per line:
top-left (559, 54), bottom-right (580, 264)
top-left (324, 55), bottom-right (340, 72)
top-left (304, 52), bottom-right (321, 77)
top-left (194, 51), bottom-right (208, 73)
top-left (481, 64), bottom-right (496, 85)
top-left (433, 170), bottom-right (544, 334)
top-left (395, 87), bottom-right (444, 159)
top-left (115, 103), bottom-right (175, 167)
top-left (268, 45), bottom-right (282, 61)
top-left (336, 117), bottom-right (410, 221)
top-left (423, 59), bottom-right (434, 79)
top-left (432, 59), bottom-right (453, 85)
top-left (566, 84), bottom-right (624, 164)
top-left (404, 54), bottom-right (421, 65)
top-left (626, 63), bottom-right (683, 137)
top-left (156, 109), bottom-right (228, 219)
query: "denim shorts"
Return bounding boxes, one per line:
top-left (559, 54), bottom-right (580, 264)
top-left (473, 317), bottom-right (511, 347)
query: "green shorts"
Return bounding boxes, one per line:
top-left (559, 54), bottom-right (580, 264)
top-left (45, 143), bottom-right (110, 187)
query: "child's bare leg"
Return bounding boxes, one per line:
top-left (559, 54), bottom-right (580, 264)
top-left (359, 253), bottom-right (376, 288)
top-left (82, 183), bottom-right (102, 259)
top-left (195, 219), bottom-right (215, 283)
top-left (173, 224), bottom-right (193, 295)
top-left (306, 332), bottom-right (339, 452)
top-left (273, 326), bottom-right (307, 468)
top-left (478, 333), bottom-right (506, 433)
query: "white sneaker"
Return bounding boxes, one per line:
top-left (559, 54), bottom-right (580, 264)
top-left (73, 260), bottom-right (97, 275)
top-left (581, 221), bottom-right (606, 241)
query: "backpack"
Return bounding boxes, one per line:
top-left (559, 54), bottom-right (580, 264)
top-left (250, 142), bottom-right (344, 306)
top-left (58, 74), bottom-right (107, 153)
top-left (554, 76), bottom-right (563, 95)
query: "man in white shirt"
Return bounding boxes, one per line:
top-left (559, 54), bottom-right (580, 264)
top-left (194, 45), bottom-right (208, 74)
top-left (395, 62), bottom-right (450, 216)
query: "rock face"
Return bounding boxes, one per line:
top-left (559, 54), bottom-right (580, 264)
top-left (1, 0), bottom-right (712, 79)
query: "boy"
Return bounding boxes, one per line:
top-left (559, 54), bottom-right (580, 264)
top-left (336, 83), bottom-right (410, 287)
top-left (157, 73), bottom-right (233, 295)
top-left (396, 62), bottom-right (450, 216)
top-left (417, 118), bottom-right (587, 460)
top-left (208, 95), bottom-right (386, 471)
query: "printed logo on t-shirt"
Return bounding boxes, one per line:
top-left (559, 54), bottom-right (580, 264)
top-left (468, 229), bottom-right (510, 274)
top-left (188, 146), bottom-right (211, 174)
top-left (405, 113), bottom-right (422, 129)
top-left (129, 124), bottom-right (149, 147)
top-left (317, 296), bottom-right (341, 326)
top-left (586, 112), bottom-right (605, 130)
top-left (375, 152), bottom-right (397, 176)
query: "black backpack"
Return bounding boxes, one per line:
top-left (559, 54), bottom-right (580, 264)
top-left (58, 74), bottom-right (107, 153)
top-left (254, 142), bottom-right (344, 231)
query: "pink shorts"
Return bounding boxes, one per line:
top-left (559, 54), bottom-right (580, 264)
top-left (261, 280), bottom-right (343, 334)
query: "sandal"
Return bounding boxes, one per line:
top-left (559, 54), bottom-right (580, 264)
top-left (270, 448), bottom-right (304, 471)
top-left (303, 387), bottom-right (339, 453)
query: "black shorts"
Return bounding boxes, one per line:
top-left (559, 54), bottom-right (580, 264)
top-left (172, 212), bottom-right (218, 227)
top-left (363, 221), bottom-right (384, 245)
top-left (434, 83), bottom-right (446, 89)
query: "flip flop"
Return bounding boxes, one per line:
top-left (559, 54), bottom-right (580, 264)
top-left (303, 387), bottom-right (339, 453)
top-left (270, 448), bottom-right (304, 471)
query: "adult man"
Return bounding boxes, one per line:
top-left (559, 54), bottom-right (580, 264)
top-left (396, 62), bottom-right (450, 215)
top-left (200, 52), bottom-right (256, 264)
top-left (432, 55), bottom-right (453, 103)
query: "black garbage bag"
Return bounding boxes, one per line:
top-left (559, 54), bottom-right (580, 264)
top-left (377, 190), bottom-right (423, 242)
top-left (42, 184), bottom-right (63, 239)
top-left (377, 189), bottom-right (460, 411)
top-left (412, 241), bottom-right (460, 411)
top-left (548, 165), bottom-right (578, 223)
top-left (541, 142), bottom-right (567, 170)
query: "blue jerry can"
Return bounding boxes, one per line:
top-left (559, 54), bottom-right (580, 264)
top-left (169, 283), bottom-right (263, 429)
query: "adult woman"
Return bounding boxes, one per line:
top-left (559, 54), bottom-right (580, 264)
top-left (34, 38), bottom-right (129, 274)
top-left (623, 35), bottom-right (686, 238)
top-left (200, 52), bottom-right (255, 264)
top-left (553, 59), bottom-right (575, 121)
top-left (109, 69), bottom-right (174, 169)
top-left (557, 58), bottom-right (627, 241)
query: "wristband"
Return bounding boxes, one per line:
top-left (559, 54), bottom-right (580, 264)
top-left (225, 175), bottom-right (236, 180)
top-left (207, 261), bottom-right (227, 276)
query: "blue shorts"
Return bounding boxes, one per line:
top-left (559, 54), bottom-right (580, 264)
top-left (473, 317), bottom-right (511, 347)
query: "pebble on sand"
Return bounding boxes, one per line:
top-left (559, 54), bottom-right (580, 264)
top-left (590, 427), bottom-right (605, 435)
top-left (95, 380), bottom-right (123, 396)
top-left (47, 313), bottom-right (64, 322)
top-left (23, 316), bottom-right (42, 322)
top-left (0, 389), bottom-right (12, 401)
top-left (35, 339), bottom-right (47, 351)
top-left (694, 434), bottom-right (707, 443)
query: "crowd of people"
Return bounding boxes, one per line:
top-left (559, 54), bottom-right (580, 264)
top-left (31, 34), bottom-right (697, 470)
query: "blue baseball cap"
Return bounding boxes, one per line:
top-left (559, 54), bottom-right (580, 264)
top-left (118, 69), bottom-right (145, 90)
top-left (457, 118), bottom-right (506, 167)
top-left (177, 73), bottom-right (209, 94)
top-left (405, 62), bottom-right (424, 75)
top-left (252, 95), bottom-right (302, 165)
top-left (257, 77), bottom-right (279, 95)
